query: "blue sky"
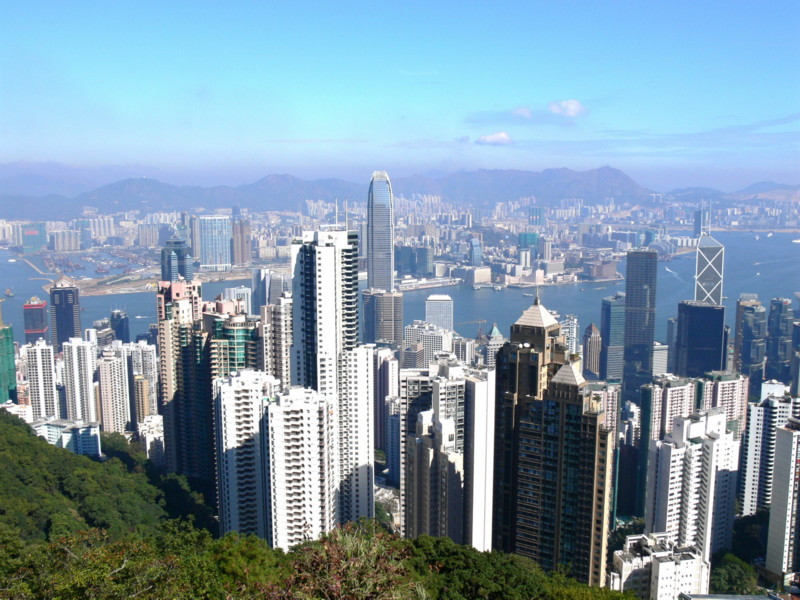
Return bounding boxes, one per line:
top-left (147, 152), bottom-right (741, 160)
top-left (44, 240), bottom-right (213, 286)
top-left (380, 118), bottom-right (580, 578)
top-left (1, 1), bottom-right (798, 190)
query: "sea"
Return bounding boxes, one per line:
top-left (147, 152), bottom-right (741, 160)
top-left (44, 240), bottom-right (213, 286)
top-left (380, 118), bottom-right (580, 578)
top-left (0, 231), bottom-right (798, 346)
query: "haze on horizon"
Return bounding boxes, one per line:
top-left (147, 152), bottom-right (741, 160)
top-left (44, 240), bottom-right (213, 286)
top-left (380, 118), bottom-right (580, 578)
top-left (1, 1), bottom-right (798, 193)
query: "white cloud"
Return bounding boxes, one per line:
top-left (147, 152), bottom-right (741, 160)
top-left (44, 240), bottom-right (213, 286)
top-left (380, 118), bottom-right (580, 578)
top-left (476, 132), bottom-right (513, 146)
top-left (511, 106), bottom-right (532, 119)
top-left (548, 99), bottom-right (586, 117)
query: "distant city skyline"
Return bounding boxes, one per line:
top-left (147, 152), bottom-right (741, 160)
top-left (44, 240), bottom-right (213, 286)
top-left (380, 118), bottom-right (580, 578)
top-left (1, 3), bottom-right (798, 191)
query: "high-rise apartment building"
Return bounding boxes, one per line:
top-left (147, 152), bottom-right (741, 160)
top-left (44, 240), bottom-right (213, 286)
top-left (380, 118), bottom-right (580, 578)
top-left (160, 236), bottom-right (194, 281)
top-left (582, 323), bottom-right (601, 379)
top-left (290, 229), bottom-right (373, 525)
top-left (337, 346), bottom-right (375, 523)
top-left (214, 370), bottom-right (281, 539)
top-left (373, 346), bottom-right (399, 454)
top-left (766, 297), bottom-right (794, 383)
top-left (493, 299), bottom-right (612, 585)
top-left (62, 337), bottom-right (97, 422)
top-left (97, 349), bottom-right (130, 433)
top-left (258, 295), bottom-right (293, 387)
top-left (363, 289), bottom-right (404, 344)
top-left (766, 417), bottom-right (800, 585)
top-left (425, 294), bottom-right (454, 331)
top-left (198, 215), bottom-right (232, 271)
top-left (623, 250), bottom-right (658, 403)
top-left (23, 296), bottom-right (48, 344)
top-left (673, 301), bottom-right (727, 377)
top-left (367, 171), bottom-right (395, 292)
top-left (157, 280), bottom-right (209, 484)
top-left (50, 278), bottom-right (82, 350)
top-left (600, 292), bottom-right (626, 382)
top-left (734, 296), bottom-right (767, 398)
top-left (264, 386), bottom-right (339, 550)
top-left (644, 409), bottom-right (739, 563)
top-left (740, 395), bottom-right (800, 517)
top-left (291, 229), bottom-right (359, 394)
top-left (231, 218), bottom-right (251, 266)
top-left (694, 233), bottom-right (724, 306)
top-left (23, 339), bottom-right (59, 420)
top-left (405, 358), bottom-right (495, 550)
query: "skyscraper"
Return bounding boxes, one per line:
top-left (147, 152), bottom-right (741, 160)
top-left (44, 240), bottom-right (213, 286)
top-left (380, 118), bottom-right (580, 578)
top-left (23, 296), bottom-right (48, 344)
top-left (97, 349), bottom-right (130, 433)
top-left (425, 294), bottom-right (454, 331)
top-left (363, 289), bottom-right (404, 344)
top-left (673, 301), bottom-right (727, 377)
top-left (258, 295), bottom-right (293, 387)
top-left (291, 229), bottom-right (359, 394)
top-left (290, 229), bottom-right (373, 525)
top-left (109, 309), bottom-right (130, 343)
top-left (50, 278), bottom-right (81, 351)
top-left (644, 409), bottom-right (739, 563)
top-left (251, 268), bottom-right (291, 314)
top-left (160, 236), bottom-right (194, 281)
top-left (582, 323), bottom-right (601, 379)
top-left (62, 337), bottom-right (97, 422)
top-left (734, 296), bottom-right (767, 398)
top-left (740, 395), bottom-right (800, 517)
top-left (367, 171), bottom-right (395, 292)
top-left (214, 370), bottom-right (281, 539)
top-left (766, 417), bottom-right (800, 585)
top-left (231, 218), bottom-right (252, 266)
top-left (23, 339), bottom-right (59, 420)
top-left (405, 357), bottom-right (495, 550)
top-left (198, 215), bottom-right (232, 271)
top-left (0, 302), bottom-right (16, 402)
top-left (493, 298), bottom-right (613, 585)
top-left (623, 250), bottom-right (658, 403)
top-left (694, 234), bottom-right (724, 306)
top-left (263, 386), bottom-right (338, 550)
top-left (766, 297), bottom-right (793, 382)
top-left (600, 292), bottom-right (625, 382)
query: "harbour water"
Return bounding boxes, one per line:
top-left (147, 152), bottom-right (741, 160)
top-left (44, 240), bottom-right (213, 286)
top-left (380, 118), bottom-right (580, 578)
top-left (0, 231), bottom-right (797, 345)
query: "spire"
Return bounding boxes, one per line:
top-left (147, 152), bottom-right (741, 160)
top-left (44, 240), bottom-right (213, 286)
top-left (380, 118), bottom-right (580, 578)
top-left (0, 299), bottom-right (4, 327)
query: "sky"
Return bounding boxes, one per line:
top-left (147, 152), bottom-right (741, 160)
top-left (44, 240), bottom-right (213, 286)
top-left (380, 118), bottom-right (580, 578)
top-left (1, 1), bottom-right (799, 191)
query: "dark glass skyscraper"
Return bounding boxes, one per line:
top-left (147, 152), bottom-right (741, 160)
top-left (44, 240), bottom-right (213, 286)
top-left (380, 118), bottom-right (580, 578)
top-left (622, 250), bottom-right (658, 403)
top-left (367, 171), bottom-right (394, 292)
top-left (160, 236), bottom-right (194, 281)
top-left (734, 296), bottom-right (767, 398)
top-left (674, 301), bottom-right (727, 377)
top-left (50, 278), bottom-right (81, 351)
top-left (766, 297), bottom-right (794, 383)
top-left (600, 292), bottom-right (625, 382)
top-left (110, 309), bottom-right (130, 343)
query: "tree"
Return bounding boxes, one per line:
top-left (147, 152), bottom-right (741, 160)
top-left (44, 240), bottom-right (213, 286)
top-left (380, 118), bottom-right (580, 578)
top-left (709, 553), bottom-right (760, 595)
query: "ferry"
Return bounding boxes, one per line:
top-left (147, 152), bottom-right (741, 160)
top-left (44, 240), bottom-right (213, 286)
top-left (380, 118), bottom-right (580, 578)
top-left (793, 239), bottom-right (800, 244)
top-left (4, 288), bottom-right (14, 297)
top-left (7, 259), bottom-right (16, 263)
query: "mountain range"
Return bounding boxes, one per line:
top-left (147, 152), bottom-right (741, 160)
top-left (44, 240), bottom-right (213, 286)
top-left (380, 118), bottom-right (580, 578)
top-left (0, 165), bottom-right (797, 220)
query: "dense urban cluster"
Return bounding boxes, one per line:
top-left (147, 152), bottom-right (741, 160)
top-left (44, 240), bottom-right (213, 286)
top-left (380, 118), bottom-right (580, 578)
top-left (1, 171), bottom-right (799, 599)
